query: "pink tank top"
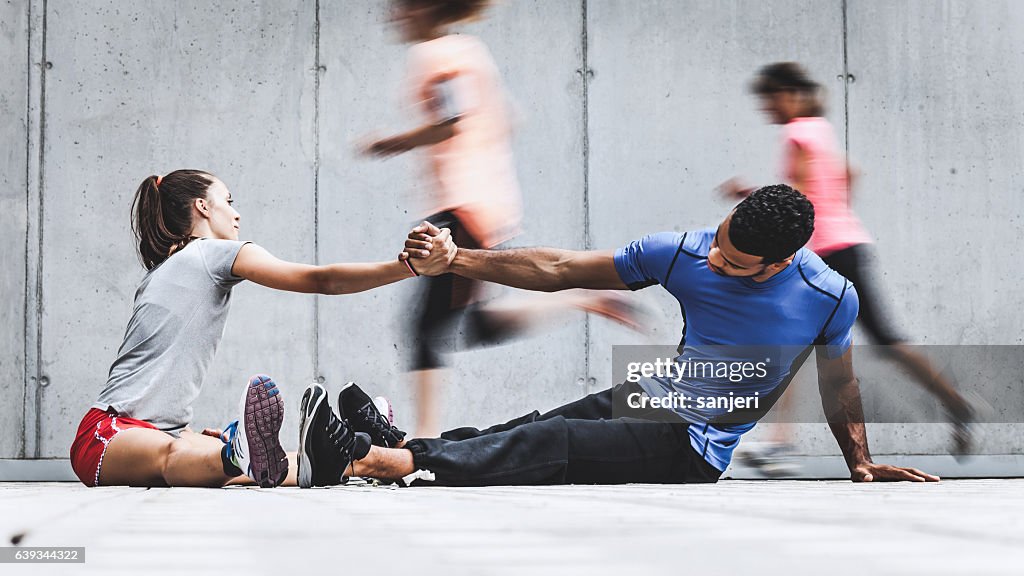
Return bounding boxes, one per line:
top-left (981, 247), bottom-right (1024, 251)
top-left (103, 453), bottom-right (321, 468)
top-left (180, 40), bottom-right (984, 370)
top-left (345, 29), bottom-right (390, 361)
top-left (782, 117), bottom-right (871, 255)
top-left (405, 34), bottom-right (523, 248)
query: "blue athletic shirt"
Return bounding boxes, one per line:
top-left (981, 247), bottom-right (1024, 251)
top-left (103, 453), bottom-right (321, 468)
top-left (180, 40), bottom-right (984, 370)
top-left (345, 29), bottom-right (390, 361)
top-left (614, 229), bottom-right (858, 471)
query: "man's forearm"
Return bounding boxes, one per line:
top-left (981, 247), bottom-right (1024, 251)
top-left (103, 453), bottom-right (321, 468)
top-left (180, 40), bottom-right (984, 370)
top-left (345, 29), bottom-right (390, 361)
top-left (821, 376), bottom-right (873, 471)
top-left (449, 247), bottom-right (579, 292)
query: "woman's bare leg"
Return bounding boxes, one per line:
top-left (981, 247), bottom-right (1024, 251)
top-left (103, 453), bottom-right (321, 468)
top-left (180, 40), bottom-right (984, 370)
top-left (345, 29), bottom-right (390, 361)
top-left (99, 375), bottom-right (291, 487)
top-left (225, 452), bottom-right (299, 487)
top-left (477, 290), bottom-right (645, 333)
top-left (887, 343), bottom-right (969, 415)
top-left (415, 369), bottom-right (443, 438)
top-left (98, 428), bottom-right (235, 487)
top-left (102, 429), bottom-right (300, 487)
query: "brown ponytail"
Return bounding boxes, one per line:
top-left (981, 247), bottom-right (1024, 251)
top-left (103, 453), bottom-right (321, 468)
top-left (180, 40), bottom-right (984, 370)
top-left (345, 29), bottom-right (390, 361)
top-left (130, 169), bottom-right (216, 270)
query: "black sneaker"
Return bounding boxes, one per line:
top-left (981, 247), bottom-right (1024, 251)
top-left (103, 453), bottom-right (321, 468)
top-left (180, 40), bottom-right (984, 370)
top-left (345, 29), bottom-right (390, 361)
top-left (297, 383), bottom-right (372, 488)
top-left (338, 382), bottom-right (406, 448)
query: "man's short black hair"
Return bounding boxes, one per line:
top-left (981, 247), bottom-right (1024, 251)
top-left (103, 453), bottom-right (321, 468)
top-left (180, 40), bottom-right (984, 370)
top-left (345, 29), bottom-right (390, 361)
top-left (729, 184), bottom-right (815, 263)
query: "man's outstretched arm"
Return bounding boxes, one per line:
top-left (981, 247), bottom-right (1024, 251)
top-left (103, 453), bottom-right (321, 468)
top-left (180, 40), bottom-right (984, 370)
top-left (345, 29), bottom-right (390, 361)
top-left (404, 222), bottom-right (628, 292)
top-left (816, 347), bottom-right (940, 482)
top-left (451, 247), bottom-right (626, 292)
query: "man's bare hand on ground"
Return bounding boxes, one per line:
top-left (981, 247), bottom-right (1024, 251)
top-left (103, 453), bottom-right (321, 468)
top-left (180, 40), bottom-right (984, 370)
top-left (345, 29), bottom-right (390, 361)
top-left (851, 462), bottom-right (940, 483)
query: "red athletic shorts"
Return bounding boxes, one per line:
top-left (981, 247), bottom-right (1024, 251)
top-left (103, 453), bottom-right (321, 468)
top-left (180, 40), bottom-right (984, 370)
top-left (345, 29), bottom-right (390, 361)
top-left (69, 408), bottom-right (160, 486)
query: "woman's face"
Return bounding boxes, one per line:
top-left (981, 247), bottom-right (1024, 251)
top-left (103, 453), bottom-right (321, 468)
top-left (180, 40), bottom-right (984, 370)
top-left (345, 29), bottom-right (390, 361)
top-left (758, 91), bottom-right (802, 124)
top-left (200, 179), bottom-right (241, 241)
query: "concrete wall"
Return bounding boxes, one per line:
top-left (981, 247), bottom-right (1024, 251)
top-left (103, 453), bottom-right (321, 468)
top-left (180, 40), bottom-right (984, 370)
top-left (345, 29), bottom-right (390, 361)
top-left (3, 1), bottom-right (1022, 459)
top-left (1, 0), bottom-right (29, 459)
top-left (847, 0), bottom-right (1024, 347)
top-left (30, 1), bottom-right (318, 456)
top-left (838, 0), bottom-right (1024, 455)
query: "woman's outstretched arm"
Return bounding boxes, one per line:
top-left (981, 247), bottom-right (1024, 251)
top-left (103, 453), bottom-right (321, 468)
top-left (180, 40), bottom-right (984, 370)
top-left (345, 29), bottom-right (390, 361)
top-left (232, 230), bottom-right (454, 295)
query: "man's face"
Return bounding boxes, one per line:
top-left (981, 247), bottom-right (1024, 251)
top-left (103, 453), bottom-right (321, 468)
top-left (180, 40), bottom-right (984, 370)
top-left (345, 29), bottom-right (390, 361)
top-left (707, 214), bottom-right (778, 279)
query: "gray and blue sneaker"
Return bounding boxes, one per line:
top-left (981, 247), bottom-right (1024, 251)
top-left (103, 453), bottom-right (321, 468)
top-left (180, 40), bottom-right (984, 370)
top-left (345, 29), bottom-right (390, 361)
top-left (222, 374), bottom-right (288, 488)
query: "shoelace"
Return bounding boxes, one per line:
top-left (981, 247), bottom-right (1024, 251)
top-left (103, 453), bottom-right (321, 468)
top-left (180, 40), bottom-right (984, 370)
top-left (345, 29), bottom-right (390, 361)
top-left (222, 420), bottom-right (240, 460)
top-left (222, 420), bottom-right (239, 444)
top-left (325, 418), bottom-right (357, 483)
top-left (356, 404), bottom-right (400, 446)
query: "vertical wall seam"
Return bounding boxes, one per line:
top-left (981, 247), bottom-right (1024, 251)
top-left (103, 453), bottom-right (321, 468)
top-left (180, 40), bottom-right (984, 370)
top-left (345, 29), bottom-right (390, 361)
top-left (842, 0), bottom-right (850, 154)
top-left (31, 0), bottom-right (48, 459)
top-left (581, 0), bottom-right (591, 388)
top-left (21, 0), bottom-right (33, 461)
top-left (581, 0), bottom-right (591, 252)
top-left (312, 0), bottom-right (322, 380)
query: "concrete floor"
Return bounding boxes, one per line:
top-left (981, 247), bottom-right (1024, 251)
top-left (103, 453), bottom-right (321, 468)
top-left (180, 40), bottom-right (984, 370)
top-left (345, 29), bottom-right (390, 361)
top-left (1, 480), bottom-right (1022, 576)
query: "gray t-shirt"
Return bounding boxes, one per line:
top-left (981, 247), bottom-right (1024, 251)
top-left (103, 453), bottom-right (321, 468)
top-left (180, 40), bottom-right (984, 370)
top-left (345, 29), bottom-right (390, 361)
top-left (93, 238), bottom-right (249, 434)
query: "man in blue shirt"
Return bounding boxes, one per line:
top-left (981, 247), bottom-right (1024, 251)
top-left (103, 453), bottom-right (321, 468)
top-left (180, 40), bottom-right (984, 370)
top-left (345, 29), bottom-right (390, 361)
top-left (298, 184), bottom-right (939, 486)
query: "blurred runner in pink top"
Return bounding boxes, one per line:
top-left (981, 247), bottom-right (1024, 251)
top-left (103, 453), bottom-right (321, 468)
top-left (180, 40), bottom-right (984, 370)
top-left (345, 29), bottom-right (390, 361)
top-left (722, 63), bottom-right (976, 472)
top-left (365, 0), bottom-right (640, 437)
top-left (780, 116), bottom-right (871, 256)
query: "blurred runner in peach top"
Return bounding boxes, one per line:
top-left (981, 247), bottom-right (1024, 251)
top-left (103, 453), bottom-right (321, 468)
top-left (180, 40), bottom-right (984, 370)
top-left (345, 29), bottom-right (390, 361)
top-left (365, 0), bottom-right (639, 437)
top-left (405, 32), bottom-right (523, 248)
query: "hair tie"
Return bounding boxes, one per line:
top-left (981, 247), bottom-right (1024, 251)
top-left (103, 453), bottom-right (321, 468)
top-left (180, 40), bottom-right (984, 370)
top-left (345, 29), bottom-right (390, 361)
top-left (404, 258), bottom-right (419, 277)
top-left (155, 175), bottom-right (163, 187)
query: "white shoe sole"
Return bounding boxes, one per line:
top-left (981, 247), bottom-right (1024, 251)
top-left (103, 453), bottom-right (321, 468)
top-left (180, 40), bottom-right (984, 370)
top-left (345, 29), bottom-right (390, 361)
top-left (297, 384), bottom-right (327, 489)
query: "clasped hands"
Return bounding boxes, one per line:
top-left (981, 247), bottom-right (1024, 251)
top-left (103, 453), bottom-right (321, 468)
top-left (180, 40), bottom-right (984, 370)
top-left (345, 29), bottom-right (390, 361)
top-left (399, 221), bottom-right (458, 276)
